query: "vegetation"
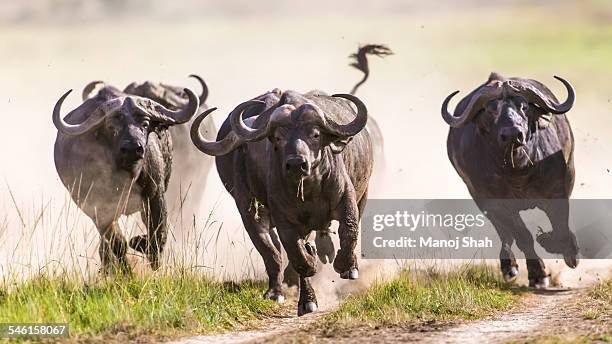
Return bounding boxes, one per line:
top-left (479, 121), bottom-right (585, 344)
top-left (323, 265), bottom-right (517, 330)
top-left (0, 272), bottom-right (279, 341)
top-left (582, 278), bottom-right (612, 320)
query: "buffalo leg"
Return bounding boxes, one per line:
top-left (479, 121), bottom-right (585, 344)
top-left (130, 194), bottom-right (168, 270)
top-left (484, 210), bottom-right (520, 282)
top-left (333, 188), bottom-right (360, 280)
top-left (297, 276), bottom-right (318, 316)
top-left (282, 226), bottom-right (299, 287)
top-left (239, 208), bottom-right (285, 302)
top-left (538, 199), bottom-right (579, 268)
top-left (99, 238), bottom-right (113, 274)
top-left (357, 188), bottom-right (368, 217)
top-left (277, 226), bottom-right (318, 315)
top-left (511, 216), bottom-right (549, 287)
top-left (232, 154), bottom-right (284, 301)
top-left (98, 221), bottom-right (131, 274)
top-left (283, 264), bottom-right (299, 288)
top-left (278, 228), bottom-right (317, 278)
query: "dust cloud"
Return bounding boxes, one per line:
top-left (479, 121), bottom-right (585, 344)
top-left (1, 1), bottom-right (611, 295)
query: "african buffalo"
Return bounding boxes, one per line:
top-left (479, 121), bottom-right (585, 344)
top-left (442, 72), bottom-right (579, 288)
top-left (189, 45), bottom-right (389, 315)
top-left (53, 84), bottom-right (199, 273)
top-left (83, 75), bottom-right (217, 215)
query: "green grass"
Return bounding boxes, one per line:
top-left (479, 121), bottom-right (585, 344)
top-left (0, 271), bottom-right (279, 341)
top-left (323, 265), bottom-right (517, 329)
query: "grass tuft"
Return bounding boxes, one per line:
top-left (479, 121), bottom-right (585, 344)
top-left (0, 272), bottom-right (279, 340)
top-left (582, 278), bottom-right (612, 321)
top-left (324, 265), bottom-right (517, 330)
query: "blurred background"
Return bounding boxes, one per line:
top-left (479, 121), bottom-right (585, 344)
top-left (1, 0), bottom-right (611, 287)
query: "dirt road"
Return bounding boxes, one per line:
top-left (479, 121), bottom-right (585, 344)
top-left (169, 286), bottom-right (610, 344)
top-left (167, 300), bottom-right (329, 344)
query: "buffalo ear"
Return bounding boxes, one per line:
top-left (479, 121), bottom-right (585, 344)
top-left (537, 115), bottom-right (552, 129)
top-left (328, 136), bottom-right (353, 154)
top-left (529, 104), bottom-right (552, 129)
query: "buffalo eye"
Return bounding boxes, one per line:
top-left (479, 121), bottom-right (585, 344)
top-left (142, 120), bottom-right (150, 130)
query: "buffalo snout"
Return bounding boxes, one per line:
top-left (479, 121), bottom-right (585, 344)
top-left (498, 126), bottom-right (526, 147)
top-left (120, 141), bottom-right (145, 161)
top-left (285, 156), bottom-right (310, 176)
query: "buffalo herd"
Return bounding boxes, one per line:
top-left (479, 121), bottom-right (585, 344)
top-left (53, 45), bottom-right (580, 315)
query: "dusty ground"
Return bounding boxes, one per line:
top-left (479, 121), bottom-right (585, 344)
top-left (167, 286), bottom-right (610, 344)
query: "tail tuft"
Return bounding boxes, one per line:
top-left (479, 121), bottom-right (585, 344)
top-left (349, 44), bottom-right (393, 94)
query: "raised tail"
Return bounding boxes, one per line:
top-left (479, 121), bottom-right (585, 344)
top-left (349, 44), bottom-right (393, 95)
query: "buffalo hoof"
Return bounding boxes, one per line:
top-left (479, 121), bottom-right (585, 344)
top-left (528, 276), bottom-right (550, 289)
top-left (563, 253), bottom-right (579, 269)
top-left (297, 302), bottom-right (318, 316)
top-left (333, 249), bottom-right (357, 275)
top-left (263, 289), bottom-right (285, 303)
top-left (503, 267), bottom-right (519, 282)
top-left (340, 268), bottom-right (359, 280)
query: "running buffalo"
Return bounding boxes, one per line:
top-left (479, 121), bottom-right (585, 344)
top-left (442, 72), bottom-right (579, 288)
top-left (191, 90), bottom-right (370, 315)
top-left (53, 84), bottom-right (199, 273)
top-left (189, 46), bottom-right (389, 315)
top-left (83, 75), bottom-right (217, 214)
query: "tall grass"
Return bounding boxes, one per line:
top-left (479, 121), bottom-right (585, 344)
top-left (0, 180), bottom-right (263, 283)
top-left (0, 182), bottom-right (271, 340)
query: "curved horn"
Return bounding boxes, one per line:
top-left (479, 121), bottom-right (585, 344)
top-left (190, 108), bottom-right (243, 156)
top-left (521, 76), bottom-right (575, 115)
top-left (155, 88), bottom-right (199, 124)
top-left (53, 90), bottom-right (109, 136)
top-left (189, 74), bottom-right (209, 104)
top-left (81, 81), bottom-right (104, 101)
top-left (229, 100), bottom-right (269, 141)
top-left (441, 90), bottom-right (463, 127)
top-left (441, 83), bottom-right (504, 128)
top-left (327, 93), bottom-right (368, 137)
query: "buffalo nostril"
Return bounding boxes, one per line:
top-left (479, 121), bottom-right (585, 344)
top-left (285, 157), bottom-right (308, 173)
top-left (500, 134), bottom-right (508, 143)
